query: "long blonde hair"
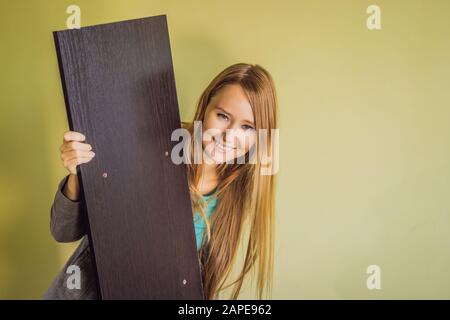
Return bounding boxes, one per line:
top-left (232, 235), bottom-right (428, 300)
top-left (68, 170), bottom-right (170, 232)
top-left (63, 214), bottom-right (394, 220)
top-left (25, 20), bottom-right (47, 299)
top-left (182, 63), bottom-right (278, 299)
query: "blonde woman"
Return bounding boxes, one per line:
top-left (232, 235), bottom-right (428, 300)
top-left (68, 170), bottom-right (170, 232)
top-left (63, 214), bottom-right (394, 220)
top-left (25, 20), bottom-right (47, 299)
top-left (45, 63), bottom-right (278, 300)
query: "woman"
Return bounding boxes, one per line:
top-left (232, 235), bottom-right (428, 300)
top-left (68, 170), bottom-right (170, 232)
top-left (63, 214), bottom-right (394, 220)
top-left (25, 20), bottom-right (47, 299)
top-left (44, 63), bottom-right (278, 300)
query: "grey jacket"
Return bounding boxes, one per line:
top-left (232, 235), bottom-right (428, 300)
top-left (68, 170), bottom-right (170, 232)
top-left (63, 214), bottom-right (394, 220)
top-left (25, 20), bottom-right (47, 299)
top-left (44, 175), bottom-right (213, 300)
top-left (43, 175), bottom-right (101, 299)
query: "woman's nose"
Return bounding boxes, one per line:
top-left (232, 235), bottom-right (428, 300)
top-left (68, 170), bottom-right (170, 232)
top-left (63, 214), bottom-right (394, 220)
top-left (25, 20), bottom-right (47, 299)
top-left (222, 128), bottom-right (242, 148)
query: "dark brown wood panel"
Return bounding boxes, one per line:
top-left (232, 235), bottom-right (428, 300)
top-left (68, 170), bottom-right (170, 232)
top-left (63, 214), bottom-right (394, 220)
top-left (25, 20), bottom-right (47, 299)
top-left (53, 15), bottom-right (204, 300)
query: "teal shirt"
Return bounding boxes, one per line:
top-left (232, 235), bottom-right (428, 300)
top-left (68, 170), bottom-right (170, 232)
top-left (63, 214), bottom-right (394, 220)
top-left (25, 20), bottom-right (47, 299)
top-left (193, 192), bottom-right (218, 250)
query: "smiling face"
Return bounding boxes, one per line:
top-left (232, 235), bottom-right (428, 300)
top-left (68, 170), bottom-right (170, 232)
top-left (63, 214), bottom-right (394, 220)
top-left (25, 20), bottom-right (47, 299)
top-left (202, 84), bottom-right (257, 164)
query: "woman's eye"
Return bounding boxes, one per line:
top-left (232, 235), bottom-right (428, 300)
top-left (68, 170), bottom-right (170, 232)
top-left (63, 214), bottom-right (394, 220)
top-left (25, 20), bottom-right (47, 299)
top-left (242, 124), bottom-right (255, 131)
top-left (217, 113), bottom-right (229, 121)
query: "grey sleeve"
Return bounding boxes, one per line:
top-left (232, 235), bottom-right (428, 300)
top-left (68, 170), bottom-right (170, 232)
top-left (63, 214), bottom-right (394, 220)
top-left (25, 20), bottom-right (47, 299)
top-left (43, 236), bottom-right (100, 300)
top-left (50, 174), bottom-right (87, 243)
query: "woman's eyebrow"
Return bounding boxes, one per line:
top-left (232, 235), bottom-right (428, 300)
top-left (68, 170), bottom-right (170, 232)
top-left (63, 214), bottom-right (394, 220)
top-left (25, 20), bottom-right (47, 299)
top-left (215, 106), bottom-right (231, 115)
top-left (216, 106), bottom-right (255, 126)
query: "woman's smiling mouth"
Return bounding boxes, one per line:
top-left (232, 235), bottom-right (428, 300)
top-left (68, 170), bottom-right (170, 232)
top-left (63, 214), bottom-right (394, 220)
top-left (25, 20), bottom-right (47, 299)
top-left (214, 137), bottom-right (236, 152)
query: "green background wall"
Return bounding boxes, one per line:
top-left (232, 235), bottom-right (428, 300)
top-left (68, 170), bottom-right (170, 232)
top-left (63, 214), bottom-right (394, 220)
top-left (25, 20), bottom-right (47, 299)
top-left (0, 0), bottom-right (449, 299)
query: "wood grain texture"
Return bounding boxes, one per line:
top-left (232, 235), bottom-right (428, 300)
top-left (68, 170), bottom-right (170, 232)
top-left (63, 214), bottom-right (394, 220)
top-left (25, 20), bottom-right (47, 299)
top-left (53, 15), bottom-right (204, 300)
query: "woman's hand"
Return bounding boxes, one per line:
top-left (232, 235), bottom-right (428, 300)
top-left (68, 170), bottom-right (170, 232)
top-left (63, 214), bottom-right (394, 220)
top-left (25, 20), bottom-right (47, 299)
top-left (60, 131), bottom-right (95, 174)
top-left (59, 131), bottom-right (95, 201)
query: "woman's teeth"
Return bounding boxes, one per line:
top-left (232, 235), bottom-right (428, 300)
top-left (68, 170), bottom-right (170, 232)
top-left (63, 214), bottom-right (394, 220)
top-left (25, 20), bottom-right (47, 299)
top-left (215, 140), bottom-right (234, 152)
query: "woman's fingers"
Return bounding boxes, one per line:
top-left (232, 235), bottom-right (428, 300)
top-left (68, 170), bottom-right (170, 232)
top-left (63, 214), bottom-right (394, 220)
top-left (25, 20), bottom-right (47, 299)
top-left (60, 140), bottom-right (92, 153)
top-left (61, 150), bottom-right (95, 161)
top-left (64, 155), bottom-right (95, 166)
top-left (59, 131), bottom-right (95, 174)
top-left (63, 130), bottom-right (86, 143)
